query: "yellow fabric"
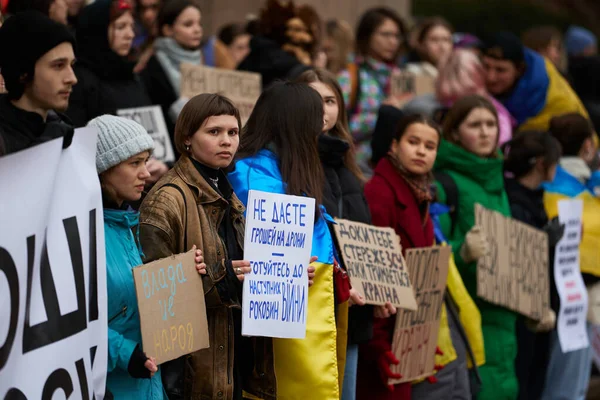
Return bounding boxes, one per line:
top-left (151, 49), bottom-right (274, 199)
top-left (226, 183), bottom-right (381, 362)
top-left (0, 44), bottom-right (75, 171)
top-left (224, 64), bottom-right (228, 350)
top-left (519, 59), bottom-right (589, 133)
top-left (545, 191), bottom-right (600, 277)
top-left (434, 304), bottom-right (457, 366)
top-left (336, 301), bottom-right (349, 392)
top-left (445, 251), bottom-right (486, 368)
top-left (273, 261), bottom-right (339, 400)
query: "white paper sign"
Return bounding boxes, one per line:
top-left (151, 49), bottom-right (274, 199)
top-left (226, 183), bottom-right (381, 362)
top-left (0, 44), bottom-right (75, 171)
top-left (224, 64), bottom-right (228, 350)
top-left (118, 105), bottom-right (175, 162)
top-left (242, 190), bottom-right (315, 338)
top-left (555, 199), bottom-right (589, 353)
top-left (0, 129), bottom-right (107, 399)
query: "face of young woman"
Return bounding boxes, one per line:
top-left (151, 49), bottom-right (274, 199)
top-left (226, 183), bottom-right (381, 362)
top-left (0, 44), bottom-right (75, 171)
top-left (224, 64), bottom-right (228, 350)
top-left (185, 115), bottom-right (239, 169)
top-left (109, 12), bottom-right (135, 57)
top-left (229, 33), bottom-right (251, 66)
top-left (390, 123), bottom-right (439, 175)
top-left (165, 6), bottom-right (203, 50)
top-left (101, 151), bottom-right (151, 205)
top-left (455, 107), bottom-right (499, 157)
top-left (369, 18), bottom-right (401, 63)
top-left (422, 25), bottom-right (453, 67)
top-left (309, 81), bottom-right (339, 133)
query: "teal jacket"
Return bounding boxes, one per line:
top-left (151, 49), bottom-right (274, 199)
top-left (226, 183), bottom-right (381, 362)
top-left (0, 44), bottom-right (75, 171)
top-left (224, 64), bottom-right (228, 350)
top-left (104, 208), bottom-right (164, 399)
top-left (434, 139), bottom-right (516, 400)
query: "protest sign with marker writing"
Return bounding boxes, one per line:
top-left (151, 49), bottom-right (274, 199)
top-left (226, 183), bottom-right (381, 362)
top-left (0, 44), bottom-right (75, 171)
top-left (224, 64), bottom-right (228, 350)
top-left (333, 219), bottom-right (417, 310)
top-left (554, 199), bottom-right (589, 353)
top-left (390, 246), bottom-right (451, 383)
top-left (475, 204), bottom-right (550, 320)
top-left (117, 105), bottom-right (175, 163)
top-left (133, 250), bottom-right (209, 365)
top-left (180, 63), bottom-right (261, 124)
top-left (242, 190), bottom-right (315, 338)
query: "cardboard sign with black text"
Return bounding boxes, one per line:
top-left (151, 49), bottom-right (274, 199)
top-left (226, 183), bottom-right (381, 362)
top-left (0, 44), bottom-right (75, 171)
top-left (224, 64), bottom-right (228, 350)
top-left (333, 219), bottom-right (417, 310)
top-left (180, 63), bottom-right (261, 124)
top-left (389, 246), bottom-right (451, 383)
top-left (133, 250), bottom-right (209, 365)
top-left (390, 70), bottom-right (436, 107)
top-left (475, 204), bottom-right (550, 320)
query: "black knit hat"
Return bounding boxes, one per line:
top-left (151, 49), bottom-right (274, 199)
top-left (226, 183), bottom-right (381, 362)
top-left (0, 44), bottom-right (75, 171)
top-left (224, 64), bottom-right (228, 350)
top-left (481, 32), bottom-right (525, 65)
top-left (0, 11), bottom-right (75, 99)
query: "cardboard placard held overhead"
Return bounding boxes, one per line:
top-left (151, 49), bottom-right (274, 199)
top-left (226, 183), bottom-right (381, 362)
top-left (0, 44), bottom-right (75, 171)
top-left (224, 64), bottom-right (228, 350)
top-left (242, 190), bottom-right (315, 339)
top-left (389, 246), bottom-right (451, 384)
top-left (133, 250), bottom-right (209, 365)
top-left (390, 69), bottom-right (436, 107)
top-left (117, 106), bottom-right (175, 163)
top-left (333, 219), bottom-right (417, 310)
top-left (180, 63), bottom-right (261, 124)
top-left (475, 204), bottom-right (550, 320)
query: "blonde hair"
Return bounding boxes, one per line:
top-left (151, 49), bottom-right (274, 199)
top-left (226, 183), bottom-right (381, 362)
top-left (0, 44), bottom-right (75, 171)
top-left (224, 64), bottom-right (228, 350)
top-left (436, 49), bottom-right (486, 105)
top-left (325, 19), bottom-right (354, 74)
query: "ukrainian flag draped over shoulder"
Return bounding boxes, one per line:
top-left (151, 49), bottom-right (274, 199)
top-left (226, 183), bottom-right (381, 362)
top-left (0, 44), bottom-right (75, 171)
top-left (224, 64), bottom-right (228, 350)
top-left (229, 149), bottom-right (339, 400)
top-left (544, 166), bottom-right (600, 277)
top-left (503, 48), bottom-right (588, 132)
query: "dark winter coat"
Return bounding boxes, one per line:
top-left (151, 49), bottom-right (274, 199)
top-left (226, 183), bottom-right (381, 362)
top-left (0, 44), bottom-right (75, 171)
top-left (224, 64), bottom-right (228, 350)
top-left (0, 94), bottom-right (74, 156)
top-left (66, 0), bottom-right (151, 127)
top-left (319, 134), bottom-right (373, 345)
top-left (504, 178), bottom-right (555, 400)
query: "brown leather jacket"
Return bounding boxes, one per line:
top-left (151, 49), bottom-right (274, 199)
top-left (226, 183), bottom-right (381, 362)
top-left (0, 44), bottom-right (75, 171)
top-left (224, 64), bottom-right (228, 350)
top-left (139, 155), bottom-right (276, 400)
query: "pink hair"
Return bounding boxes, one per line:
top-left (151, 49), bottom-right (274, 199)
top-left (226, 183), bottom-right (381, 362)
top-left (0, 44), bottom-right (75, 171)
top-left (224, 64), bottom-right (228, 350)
top-left (436, 49), bottom-right (486, 105)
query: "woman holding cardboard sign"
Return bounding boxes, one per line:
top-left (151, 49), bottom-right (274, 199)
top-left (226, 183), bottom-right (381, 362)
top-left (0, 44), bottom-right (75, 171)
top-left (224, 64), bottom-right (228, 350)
top-left (434, 95), bottom-right (516, 400)
top-left (139, 93), bottom-right (280, 400)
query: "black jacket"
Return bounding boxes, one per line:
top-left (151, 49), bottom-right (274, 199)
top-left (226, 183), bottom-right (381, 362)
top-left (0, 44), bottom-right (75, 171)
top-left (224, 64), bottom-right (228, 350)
top-left (504, 178), bottom-right (555, 400)
top-left (140, 55), bottom-right (178, 151)
top-left (319, 134), bottom-right (374, 344)
top-left (65, 0), bottom-right (151, 127)
top-left (0, 94), bottom-right (74, 156)
top-left (237, 36), bottom-right (307, 89)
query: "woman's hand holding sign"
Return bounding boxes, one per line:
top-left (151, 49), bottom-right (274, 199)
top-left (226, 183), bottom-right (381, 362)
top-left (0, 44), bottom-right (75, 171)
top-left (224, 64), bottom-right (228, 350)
top-left (193, 245), bottom-right (207, 275)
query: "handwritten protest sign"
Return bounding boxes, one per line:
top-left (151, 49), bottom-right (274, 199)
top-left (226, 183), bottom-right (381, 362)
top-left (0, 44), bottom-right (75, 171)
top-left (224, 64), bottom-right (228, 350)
top-left (390, 70), bottom-right (436, 107)
top-left (118, 106), bottom-right (175, 162)
top-left (389, 246), bottom-right (451, 383)
top-left (475, 204), bottom-right (550, 320)
top-left (332, 219), bottom-right (418, 310)
top-left (180, 63), bottom-right (261, 124)
top-left (242, 190), bottom-right (315, 338)
top-left (133, 250), bottom-right (209, 364)
top-left (554, 199), bottom-right (589, 352)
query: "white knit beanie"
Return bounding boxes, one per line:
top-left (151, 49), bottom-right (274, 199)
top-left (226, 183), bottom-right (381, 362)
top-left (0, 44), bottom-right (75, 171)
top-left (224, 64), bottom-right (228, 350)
top-left (89, 115), bottom-right (155, 174)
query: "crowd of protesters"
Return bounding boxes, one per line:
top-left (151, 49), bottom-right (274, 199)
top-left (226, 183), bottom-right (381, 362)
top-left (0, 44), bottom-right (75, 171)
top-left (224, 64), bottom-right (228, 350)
top-left (1, 0), bottom-right (600, 399)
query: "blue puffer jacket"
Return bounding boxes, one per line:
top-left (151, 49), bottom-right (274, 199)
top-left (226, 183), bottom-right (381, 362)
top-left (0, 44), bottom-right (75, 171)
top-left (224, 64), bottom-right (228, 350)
top-left (104, 208), bottom-right (165, 399)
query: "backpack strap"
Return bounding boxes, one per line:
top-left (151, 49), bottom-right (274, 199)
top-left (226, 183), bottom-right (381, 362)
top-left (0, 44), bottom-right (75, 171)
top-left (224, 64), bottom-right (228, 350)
top-left (159, 183), bottom-right (189, 251)
top-left (434, 171), bottom-right (459, 236)
top-left (347, 62), bottom-right (361, 117)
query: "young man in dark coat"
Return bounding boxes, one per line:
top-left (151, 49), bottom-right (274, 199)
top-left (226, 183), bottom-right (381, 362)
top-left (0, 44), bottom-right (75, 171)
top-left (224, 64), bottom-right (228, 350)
top-left (0, 11), bottom-right (77, 156)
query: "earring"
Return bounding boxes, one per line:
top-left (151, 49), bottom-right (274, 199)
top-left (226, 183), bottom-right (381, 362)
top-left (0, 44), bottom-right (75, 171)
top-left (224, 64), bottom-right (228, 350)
top-left (185, 144), bottom-right (190, 151)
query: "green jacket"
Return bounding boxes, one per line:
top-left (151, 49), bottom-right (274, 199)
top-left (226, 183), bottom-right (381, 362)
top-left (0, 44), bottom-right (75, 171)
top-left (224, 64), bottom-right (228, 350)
top-left (434, 139), bottom-right (517, 400)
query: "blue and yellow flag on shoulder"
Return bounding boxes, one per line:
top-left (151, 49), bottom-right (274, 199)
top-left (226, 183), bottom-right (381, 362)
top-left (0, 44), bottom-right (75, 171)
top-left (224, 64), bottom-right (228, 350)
top-left (544, 167), bottom-right (600, 277)
top-left (230, 149), bottom-right (339, 400)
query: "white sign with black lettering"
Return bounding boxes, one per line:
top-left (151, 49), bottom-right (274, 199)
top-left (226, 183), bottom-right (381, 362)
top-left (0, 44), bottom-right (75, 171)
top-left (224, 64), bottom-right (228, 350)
top-left (0, 129), bottom-right (108, 399)
top-left (118, 105), bottom-right (175, 162)
top-left (555, 199), bottom-right (589, 353)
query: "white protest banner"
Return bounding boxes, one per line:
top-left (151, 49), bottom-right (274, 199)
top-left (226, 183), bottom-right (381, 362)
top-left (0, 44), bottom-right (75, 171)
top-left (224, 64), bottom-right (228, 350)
top-left (475, 204), bottom-right (550, 320)
top-left (0, 129), bottom-right (107, 399)
top-left (133, 250), bottom-right (210, 365)
top-left (118, 105), bottom-right (175, 163)
top-left (555, 199), bottom-right (589, 352)
top-left (242, 190), bottom-right (315, 338)
top-left (390, 246), bottom-right (451, 383)
top-left (180, 63), bottom-right (262, 124)
top-left (332, 219), bottom-right (418, 310)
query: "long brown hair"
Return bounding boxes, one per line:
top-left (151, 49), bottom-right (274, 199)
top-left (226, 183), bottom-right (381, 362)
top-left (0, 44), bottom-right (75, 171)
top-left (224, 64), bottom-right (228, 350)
top-left (237, 81), bottom-right (325, 205)
top-left (296, 68), bottom-right (365, 183)
top-left (442, 94), bottom-right (499, 154)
